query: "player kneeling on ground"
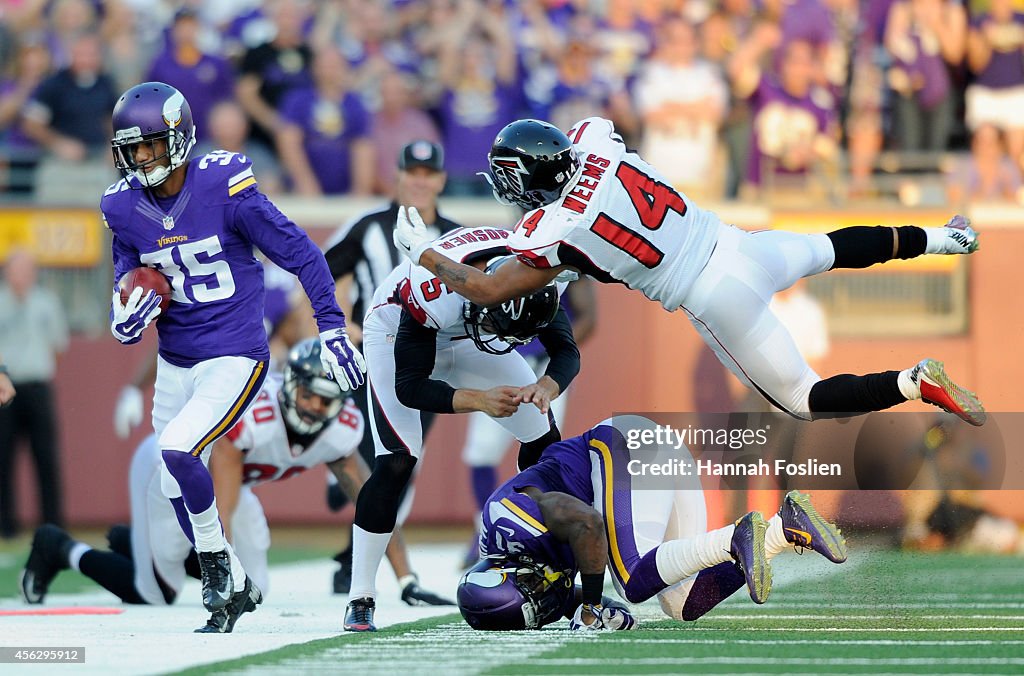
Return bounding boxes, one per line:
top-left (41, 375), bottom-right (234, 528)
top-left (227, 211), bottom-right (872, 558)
top-left (456, 417), bottom-right (847, 630)
top-left (20, 340), bottom-right (448, 633)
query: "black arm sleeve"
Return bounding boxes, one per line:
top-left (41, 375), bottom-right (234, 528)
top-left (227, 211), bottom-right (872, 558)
top-left (537, 307), bottom-right (580, 394)
top-left (323, 227), bottom-right (363, 280)
top-left (394, 309), bottom-right (457, 414)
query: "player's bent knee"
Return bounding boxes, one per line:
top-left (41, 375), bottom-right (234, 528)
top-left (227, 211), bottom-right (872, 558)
top-left (517, 426), bottom-right (560, 471)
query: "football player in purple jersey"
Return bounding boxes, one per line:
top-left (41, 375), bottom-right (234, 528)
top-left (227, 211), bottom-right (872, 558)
top-left (102, 82), bottom-right (364, 629)
top-left (457, 416), bottom-right (848, 631)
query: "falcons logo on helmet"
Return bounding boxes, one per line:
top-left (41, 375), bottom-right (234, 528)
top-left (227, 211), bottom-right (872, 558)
top-left (490, 156), bottom-right (529, 194)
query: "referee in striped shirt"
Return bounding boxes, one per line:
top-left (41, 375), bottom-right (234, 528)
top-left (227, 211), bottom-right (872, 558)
top-left (323, 140), bottom-right (462, 594)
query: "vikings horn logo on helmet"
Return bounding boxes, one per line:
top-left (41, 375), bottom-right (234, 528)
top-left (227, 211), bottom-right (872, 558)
top-left (162, 89), bottom-right (185, 129)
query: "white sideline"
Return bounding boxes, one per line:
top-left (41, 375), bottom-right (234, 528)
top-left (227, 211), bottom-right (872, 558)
top-left (0, 543), bottom-right (466, 675)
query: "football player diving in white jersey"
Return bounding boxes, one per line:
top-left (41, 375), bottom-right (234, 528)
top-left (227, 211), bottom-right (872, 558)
top-left (343, 229), bottom-right (580, 632)
top-left (20, 340), bottom-right (448, 633)
top-left (394, 117), bottom-right (985, 427)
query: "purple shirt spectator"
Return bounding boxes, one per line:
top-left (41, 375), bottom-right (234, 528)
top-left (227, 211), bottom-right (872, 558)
top-left (147, 54), bottom-right (234, 143)
top-left (746, 76), bottom-right (834, 185)
top-left (279, 88), bottom-right (371, 195)
top-left (779, 0), bottom-right (835, 48)
top-left (439, 81), bottom-right (521, 182)
top-left (970, 12), bottom-right (1024, 89)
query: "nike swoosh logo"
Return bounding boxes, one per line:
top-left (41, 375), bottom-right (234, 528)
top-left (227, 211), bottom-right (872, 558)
top-left (785, 527), bottom-right (812, 544)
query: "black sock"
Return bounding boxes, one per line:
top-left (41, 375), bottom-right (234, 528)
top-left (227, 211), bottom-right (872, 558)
top-left (354, 454), bottom-right (417, 534)
top-left (78, 550), bottom-right (147, 604)
top-left (808, 371), bottom-right (905, 418)
top-left (827, 226), bottom-right (927, 269)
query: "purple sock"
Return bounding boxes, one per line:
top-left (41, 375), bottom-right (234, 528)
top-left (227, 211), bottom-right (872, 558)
top-left (680, 562), bottom-right (746, 621)
top-left (168, 496), bottom-right (195, 546)
top-left (470, 466), bottom-right (497, 511)
top-left (620, 548), bottom-right (670, 603)
top-left (161, 450), bottom-right (215, 515)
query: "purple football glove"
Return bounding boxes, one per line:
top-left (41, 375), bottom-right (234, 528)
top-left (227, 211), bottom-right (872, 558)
top-left (111, 287), bottom-right (161, 344)
top-left (319, 328), bottom-right (366, 392)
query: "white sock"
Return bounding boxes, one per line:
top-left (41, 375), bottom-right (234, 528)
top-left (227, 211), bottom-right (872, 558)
top-left (67, 542), bottom-right (91, 572)
top-left (765, 515), bottom-right (790, 560)
top-left (190, 502), bottom-right (226, 553)
top-left (348, 525), bottom-right (391, 602)
top-left (223, 542), bottom-right (246, 592)
top-left (654, 524), bottom-right (734, 585)
top-left (898, 367), bottom-right (920, 400)
top-left (923, 227), bottom-right (948, 254)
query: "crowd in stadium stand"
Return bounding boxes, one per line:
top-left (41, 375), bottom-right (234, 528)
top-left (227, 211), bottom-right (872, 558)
top-left (0, 0), bottom-right (1022, 205)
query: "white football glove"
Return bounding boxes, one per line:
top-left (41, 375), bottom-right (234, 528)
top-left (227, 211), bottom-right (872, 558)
top-left (568, 603), bottom-right (607, 631)
top-left (553, 269), bottom-right (580, 284)
top-left (111, 287), bottom-right (161, 344)
top-left (114, 385), bottom-right (144, 439)
top-left (319, 328), bottom-right (366, 392)
top-left (394, 206), bottom-right (436, 265)
top-left (600, 602), bottom-right (639, 630)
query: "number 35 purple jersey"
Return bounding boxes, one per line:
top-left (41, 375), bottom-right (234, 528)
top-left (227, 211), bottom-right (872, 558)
top-left (102, 151), bottom-right (343, 367)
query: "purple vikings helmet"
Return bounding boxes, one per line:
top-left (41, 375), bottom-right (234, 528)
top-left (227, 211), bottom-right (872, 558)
top-left (110, 82), bottom-right (196, 189)
top-left (457, 558), bottom-right (573, 630)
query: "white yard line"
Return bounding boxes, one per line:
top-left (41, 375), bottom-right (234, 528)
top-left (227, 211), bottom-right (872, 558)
top-left (0, 543), bottom-right (465, 675)
top-left (234, 545), bottom-right (873, 675)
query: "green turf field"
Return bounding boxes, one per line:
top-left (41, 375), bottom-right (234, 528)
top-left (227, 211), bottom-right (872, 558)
top-left (181, 550), bottom-right (1024, 675)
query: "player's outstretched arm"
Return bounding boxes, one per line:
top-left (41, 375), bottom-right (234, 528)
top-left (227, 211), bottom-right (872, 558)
top-left (396, 205), bottom-right (565, 306)
top-left (425, 249), bottom-right (563, 307)
top-left (209, 438), bottom-right (244, 542)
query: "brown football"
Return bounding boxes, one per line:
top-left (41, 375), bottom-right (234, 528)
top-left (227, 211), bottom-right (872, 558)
top-left (118, 266), bottom-right (172, 313)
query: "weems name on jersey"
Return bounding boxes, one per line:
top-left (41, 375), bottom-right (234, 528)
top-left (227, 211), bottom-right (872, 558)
top-left (561, 154), bottom-right (611, 215)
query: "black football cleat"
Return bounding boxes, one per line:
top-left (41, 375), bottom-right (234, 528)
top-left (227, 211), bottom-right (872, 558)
top-left (20, 524), bottom-right (73, 604)
top-left (332, 548), bottom-right (352, 595)
top-left (400, 575), bottom-right (455, 606)
top-left (343, 597), bottom-right (377, 632)
top-left (197, 550), bottom-right (233, 611)
top-left (195, 576), bottom-right (263, 634)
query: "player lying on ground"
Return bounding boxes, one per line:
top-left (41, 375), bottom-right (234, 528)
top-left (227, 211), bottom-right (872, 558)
top-left (456, 417), bottom-right (847, 630)
top-left (20, 340), bottom-right (448, 633)
top-left (395, 117), bottom-right (985, 426)
top-left (344, 237), bottom-right (580, 632)
top-left (104, 82), bottom-right (364, 627)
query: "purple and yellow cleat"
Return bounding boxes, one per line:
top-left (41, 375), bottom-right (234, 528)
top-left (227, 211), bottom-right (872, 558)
top-left (730, 511), bottom-right (772, 604)
top-left (780, 490), bottom-right (848, 563)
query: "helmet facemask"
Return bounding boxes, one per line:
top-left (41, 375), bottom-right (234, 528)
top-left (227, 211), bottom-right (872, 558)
top-left (110, 84), bottom-right (197, 189)
top-left (280, 339), bottom-right (344, 436)
top-left (464, 258), bottom-right (560, 355)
